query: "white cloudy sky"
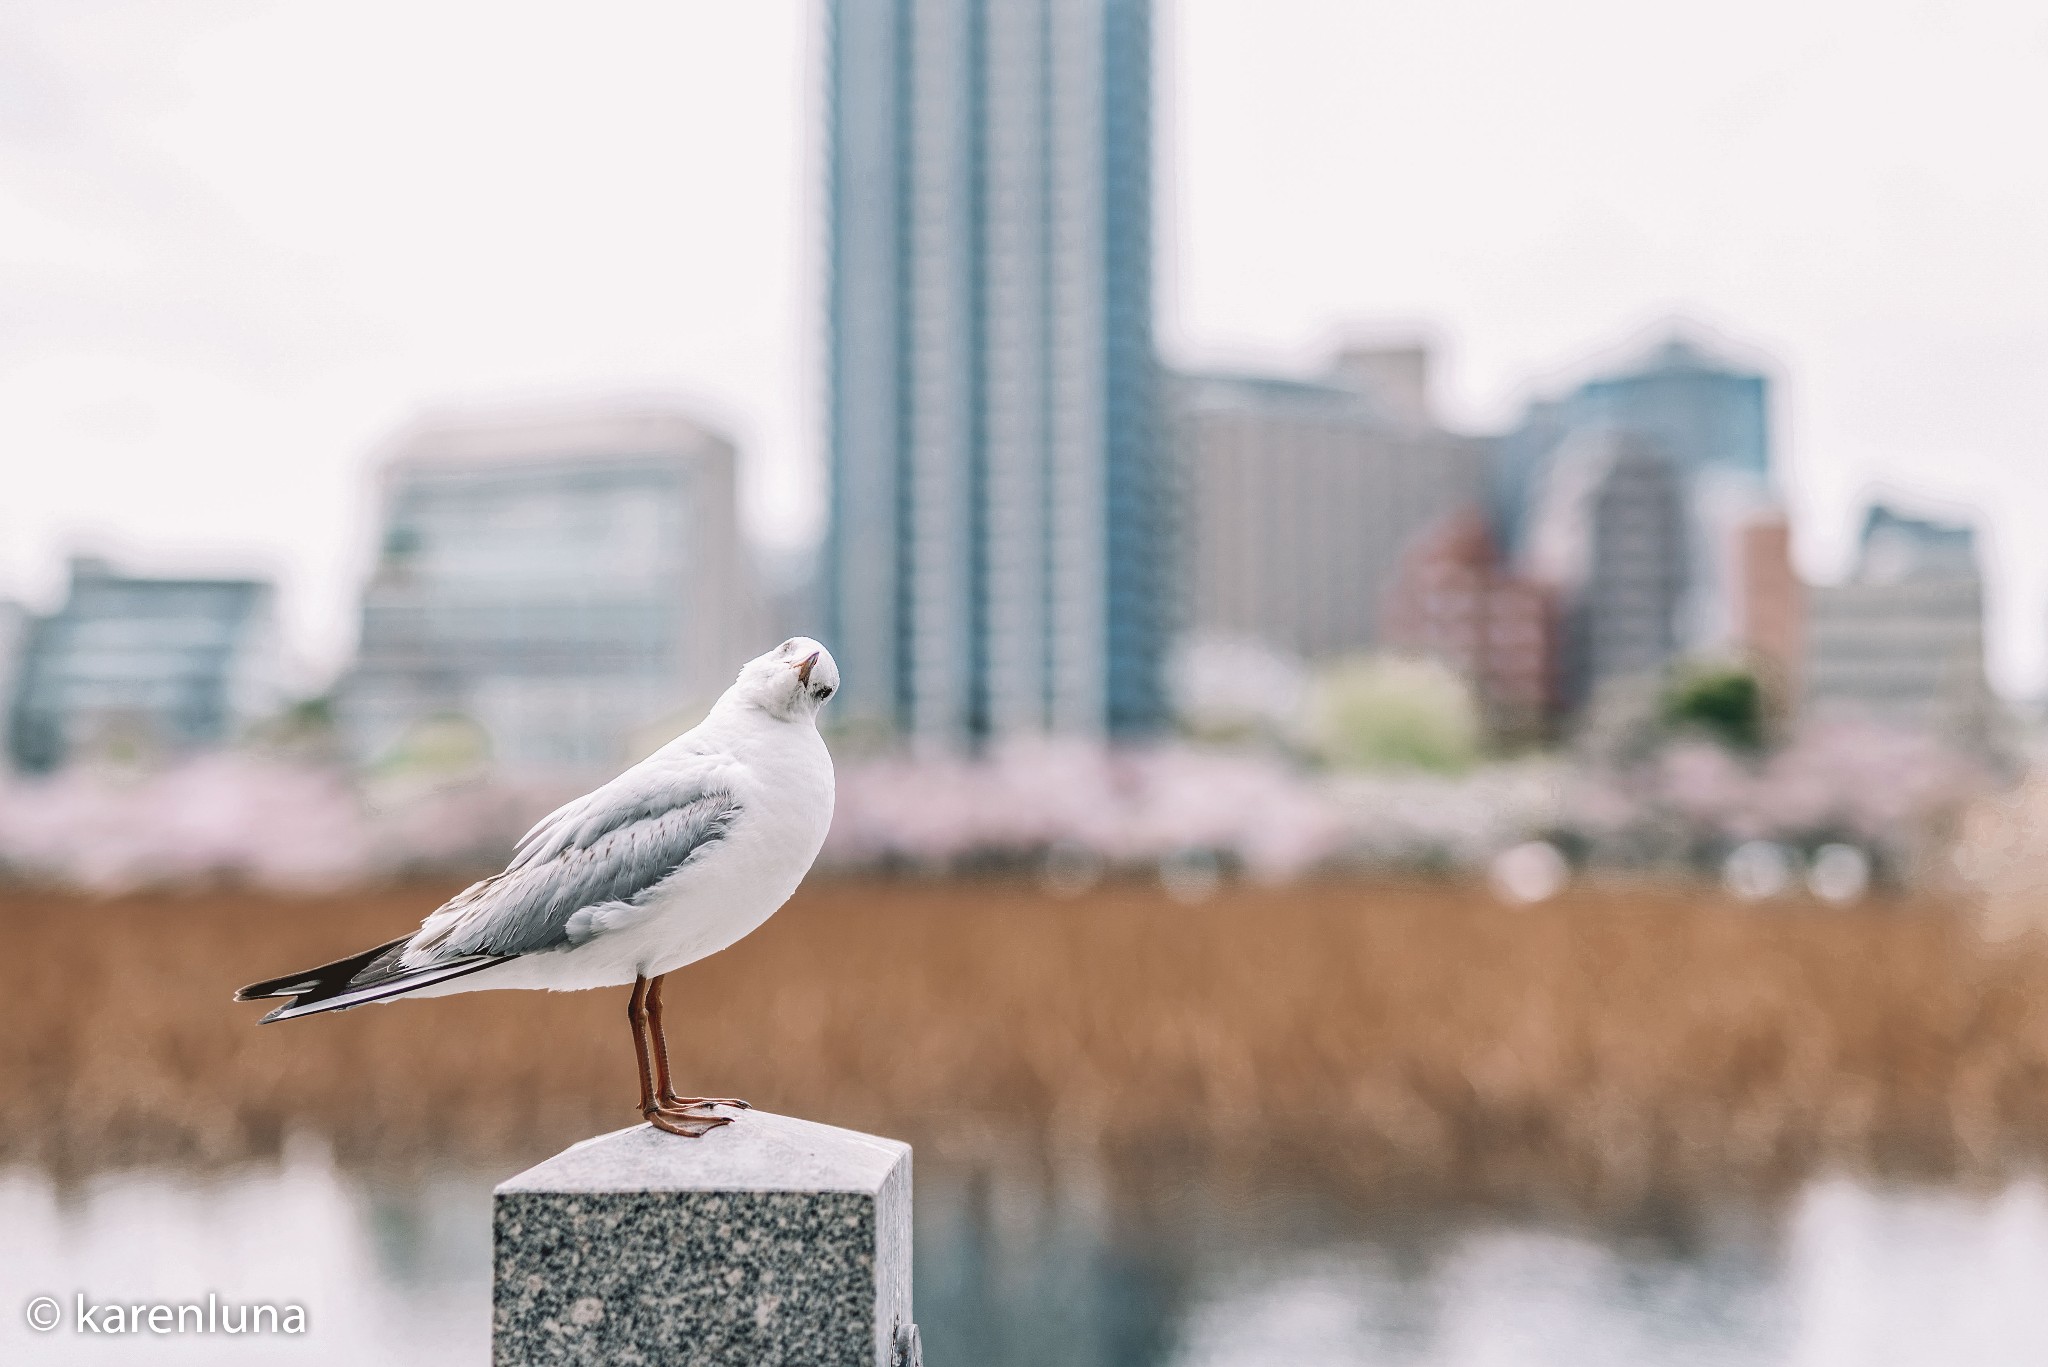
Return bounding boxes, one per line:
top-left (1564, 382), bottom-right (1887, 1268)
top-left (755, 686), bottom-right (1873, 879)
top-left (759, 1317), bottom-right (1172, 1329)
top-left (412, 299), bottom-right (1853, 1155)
top-left (5, 1), bottom-right (2047, 693)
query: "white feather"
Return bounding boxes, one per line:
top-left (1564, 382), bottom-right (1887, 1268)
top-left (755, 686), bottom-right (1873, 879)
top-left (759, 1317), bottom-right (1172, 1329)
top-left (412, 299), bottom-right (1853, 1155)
top-left (392, 637), bottom-right (838, 1001)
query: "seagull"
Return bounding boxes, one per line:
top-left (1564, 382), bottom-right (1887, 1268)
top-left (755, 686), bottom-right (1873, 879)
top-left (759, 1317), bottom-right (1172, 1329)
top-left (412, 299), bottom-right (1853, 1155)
top-left (236, 638), bottom-right (839, 1137)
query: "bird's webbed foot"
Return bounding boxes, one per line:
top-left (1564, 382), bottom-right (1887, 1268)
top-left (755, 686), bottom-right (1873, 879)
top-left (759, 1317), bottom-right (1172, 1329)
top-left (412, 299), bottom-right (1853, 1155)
top-left (646, 1103), bottom-right (735, 1138)
top-left (660, 1094), bottom-right (751, 1111)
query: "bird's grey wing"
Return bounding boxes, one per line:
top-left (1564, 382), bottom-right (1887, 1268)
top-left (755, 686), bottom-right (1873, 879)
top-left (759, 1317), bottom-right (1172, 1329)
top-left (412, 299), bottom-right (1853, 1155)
top-left (406, 775), bottom-right (741, 962)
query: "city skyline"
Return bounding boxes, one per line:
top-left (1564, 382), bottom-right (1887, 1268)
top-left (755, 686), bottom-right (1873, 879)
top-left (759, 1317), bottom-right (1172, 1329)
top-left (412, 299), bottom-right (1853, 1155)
top-left (5, 2), bottom-right (2047, 695)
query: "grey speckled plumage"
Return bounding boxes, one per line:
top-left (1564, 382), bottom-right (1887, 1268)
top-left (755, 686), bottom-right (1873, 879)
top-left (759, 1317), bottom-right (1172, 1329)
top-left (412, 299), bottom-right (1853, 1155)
top-left (415, 785), bottom-right (743, 959)
top-left (237, 784), bottom-right (743, 1021)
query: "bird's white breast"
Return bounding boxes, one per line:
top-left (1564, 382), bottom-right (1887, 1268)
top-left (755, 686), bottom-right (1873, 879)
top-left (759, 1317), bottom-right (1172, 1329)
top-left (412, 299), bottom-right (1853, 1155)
top-left (637, 721), bottom-right (835, 971)
top-left (492, 717), bottom-right (835, 993)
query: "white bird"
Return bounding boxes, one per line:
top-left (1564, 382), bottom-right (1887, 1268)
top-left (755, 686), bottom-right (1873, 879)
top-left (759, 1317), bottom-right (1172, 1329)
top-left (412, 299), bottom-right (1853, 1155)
top-left (237, 637), bottom-right (840, 1137)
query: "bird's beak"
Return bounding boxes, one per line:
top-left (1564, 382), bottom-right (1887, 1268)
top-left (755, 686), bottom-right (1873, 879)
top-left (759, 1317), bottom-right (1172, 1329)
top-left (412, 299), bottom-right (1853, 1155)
top-left (796, 651), bottom-right (820, 686)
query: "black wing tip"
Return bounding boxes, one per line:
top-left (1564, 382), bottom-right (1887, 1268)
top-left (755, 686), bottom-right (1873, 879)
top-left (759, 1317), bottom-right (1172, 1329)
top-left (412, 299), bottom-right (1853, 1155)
top-left (239, 952), bottom-right (508, 1025)
top-left (233, 935), bottom-right (412, 1020)
top-left (239, 983), bottom-right (314, 1021)
top-left (245, 989), bottom-right (336, 1023)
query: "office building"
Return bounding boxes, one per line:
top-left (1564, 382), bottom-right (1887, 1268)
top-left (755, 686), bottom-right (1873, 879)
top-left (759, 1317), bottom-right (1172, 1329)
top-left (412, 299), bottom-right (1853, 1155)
top-left (1521, 431), bottom-right (1690, 705)
top-left (825, 0), bottom-right (1166, 745)
top-left (1497, 335), bottom-right (1769, 541)
top-left (339, 403), bottom-right (761, 770)
top-left (1733, 509), bottom-right (1804, 704)
top-left (1805, 504), bottom-right (1988, 730)
top-left (1497, 332), bottom-right (1775, 660)
top-left (0, 599), bottom-right (26, 765)
top-left (8, 558), bottom-right (281, 771)
top-left (1566, 336), bottom-right (1768, 478)
top-left (1171, 352), bottom-right (1487, 660)
top-left (1381, 507), bottom-right (1557, 742)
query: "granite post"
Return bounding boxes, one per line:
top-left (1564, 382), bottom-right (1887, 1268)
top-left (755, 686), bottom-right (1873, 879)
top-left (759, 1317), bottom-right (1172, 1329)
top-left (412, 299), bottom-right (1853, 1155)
top-left (493, 1111), bottom-right (917, 1366)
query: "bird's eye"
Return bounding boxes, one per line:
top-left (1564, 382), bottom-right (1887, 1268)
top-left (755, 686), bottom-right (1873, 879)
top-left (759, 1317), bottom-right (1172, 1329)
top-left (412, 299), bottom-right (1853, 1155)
top-left (814, 686), bottom-right (834, 700)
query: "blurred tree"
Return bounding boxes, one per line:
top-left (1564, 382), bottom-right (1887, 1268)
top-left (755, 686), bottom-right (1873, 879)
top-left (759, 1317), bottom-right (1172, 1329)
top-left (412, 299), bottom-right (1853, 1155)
top-left (1663, 664), bottom-right (1765, 751)
top-left (1305, 655), bottom-right (1480, 773)
top-left (371, 711), bottom-right (493, 777)
top-left (244, 694), bottom-right (346, 765)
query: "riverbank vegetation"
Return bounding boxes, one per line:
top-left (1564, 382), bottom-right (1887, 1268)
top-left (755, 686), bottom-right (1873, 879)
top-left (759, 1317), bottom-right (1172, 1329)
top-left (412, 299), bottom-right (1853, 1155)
top-left (6, 879), bottom-right (2045, 1206)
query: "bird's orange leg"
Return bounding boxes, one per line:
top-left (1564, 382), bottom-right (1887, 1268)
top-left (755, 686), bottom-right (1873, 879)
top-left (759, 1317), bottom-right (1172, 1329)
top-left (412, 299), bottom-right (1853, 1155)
top-left (647, 974), bottom-right (750, 1114)
top-left (629, 975), bottom-right (729, 1137)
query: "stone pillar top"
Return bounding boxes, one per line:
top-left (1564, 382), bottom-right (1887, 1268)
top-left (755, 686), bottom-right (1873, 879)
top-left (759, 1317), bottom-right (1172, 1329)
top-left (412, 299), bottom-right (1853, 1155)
top-left (498, 1111), bottom-right (911, 1197)
top-left (493, 1110), bottom-right (916, 1365)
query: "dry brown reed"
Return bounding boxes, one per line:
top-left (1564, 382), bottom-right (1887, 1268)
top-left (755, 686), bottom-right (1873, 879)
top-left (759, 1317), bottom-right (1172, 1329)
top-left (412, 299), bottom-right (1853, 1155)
top-left (5, 878), bottom-right (2048, 1204)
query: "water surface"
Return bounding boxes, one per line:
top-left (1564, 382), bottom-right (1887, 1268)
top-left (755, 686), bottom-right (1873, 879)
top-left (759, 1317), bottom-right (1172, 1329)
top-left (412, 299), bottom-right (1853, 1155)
top-left (5, 1141), bottom-right (2047, 1365)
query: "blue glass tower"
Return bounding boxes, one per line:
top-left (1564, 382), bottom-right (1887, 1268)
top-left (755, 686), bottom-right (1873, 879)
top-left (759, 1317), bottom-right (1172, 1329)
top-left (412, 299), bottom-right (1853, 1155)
top-left (824, 0), bottom-right (1164, 746)
top-left (1494, 337), bottom-right (1771, 555)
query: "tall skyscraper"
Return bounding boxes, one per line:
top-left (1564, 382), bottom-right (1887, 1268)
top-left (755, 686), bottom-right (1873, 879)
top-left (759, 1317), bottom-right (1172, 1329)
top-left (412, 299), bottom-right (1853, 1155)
top-left (338, 403), bottom-right (762, 770)
top-left (825, 0), bottom-right (1166, 746)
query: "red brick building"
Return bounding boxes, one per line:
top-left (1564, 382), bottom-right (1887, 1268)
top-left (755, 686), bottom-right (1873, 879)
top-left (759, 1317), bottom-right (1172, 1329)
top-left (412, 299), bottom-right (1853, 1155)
top-left (1382, 507), bottom-right (1558, 743)
top-left (1734, 510), bottom-right (1805, 709)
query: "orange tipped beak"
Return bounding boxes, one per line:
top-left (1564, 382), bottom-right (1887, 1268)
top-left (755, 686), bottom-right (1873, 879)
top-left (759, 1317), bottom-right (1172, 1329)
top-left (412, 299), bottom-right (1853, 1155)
top-left (796, 651), bottom-right (820, 686)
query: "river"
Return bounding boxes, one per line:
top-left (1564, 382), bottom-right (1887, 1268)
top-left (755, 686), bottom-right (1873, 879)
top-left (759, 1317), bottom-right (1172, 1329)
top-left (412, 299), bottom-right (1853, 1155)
top-left (6, 1139), bottom-right (2046, 1365)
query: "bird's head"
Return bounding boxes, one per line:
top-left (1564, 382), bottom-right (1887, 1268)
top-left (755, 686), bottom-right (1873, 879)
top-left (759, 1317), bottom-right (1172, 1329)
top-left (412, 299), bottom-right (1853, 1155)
top-left (732, 637), bottom-right (840, 722)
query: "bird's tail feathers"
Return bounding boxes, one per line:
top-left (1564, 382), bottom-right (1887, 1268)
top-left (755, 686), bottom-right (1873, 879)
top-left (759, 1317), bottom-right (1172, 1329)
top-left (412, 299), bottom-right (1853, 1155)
top-left (234, 936), bottom-right (505, 1023)
top-left (234, 938), bottom-right (408, 1001)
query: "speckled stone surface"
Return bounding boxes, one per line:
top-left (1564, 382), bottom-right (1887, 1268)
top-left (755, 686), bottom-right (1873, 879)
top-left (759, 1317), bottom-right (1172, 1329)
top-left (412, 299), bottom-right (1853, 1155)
top-left (493, 1111), bottom-right (912, 1366)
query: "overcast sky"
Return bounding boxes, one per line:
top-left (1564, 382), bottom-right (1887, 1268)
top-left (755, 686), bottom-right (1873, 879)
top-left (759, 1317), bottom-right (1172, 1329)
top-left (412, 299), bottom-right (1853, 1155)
top-left (5, 1), bottom-right (2047, 694)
